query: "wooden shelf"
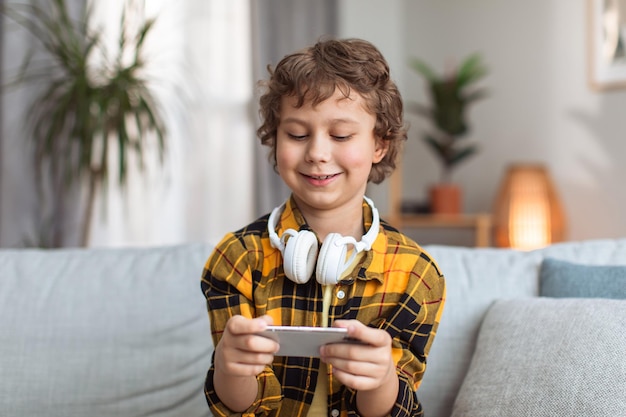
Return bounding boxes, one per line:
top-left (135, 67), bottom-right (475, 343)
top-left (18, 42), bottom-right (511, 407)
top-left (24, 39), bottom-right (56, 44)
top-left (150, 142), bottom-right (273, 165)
top-left (386, 165), bottom-right (493, 247)
top-left (393, 213), bottom-right (492, 247)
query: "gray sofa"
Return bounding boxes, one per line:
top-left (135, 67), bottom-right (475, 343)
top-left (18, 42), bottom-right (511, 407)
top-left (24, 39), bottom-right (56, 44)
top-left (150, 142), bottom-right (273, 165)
top-left (1, 239), bottom-right (625, 417)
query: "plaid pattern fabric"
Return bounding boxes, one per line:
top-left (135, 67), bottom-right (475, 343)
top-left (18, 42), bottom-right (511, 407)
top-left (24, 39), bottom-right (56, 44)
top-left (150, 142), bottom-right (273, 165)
top-left (201, 197), bottom-right (446, 417)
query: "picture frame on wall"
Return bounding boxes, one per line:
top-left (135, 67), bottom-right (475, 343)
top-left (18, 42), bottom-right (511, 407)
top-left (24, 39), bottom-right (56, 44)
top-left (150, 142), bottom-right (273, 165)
top-left (588, 0), bottom-right (626, 90)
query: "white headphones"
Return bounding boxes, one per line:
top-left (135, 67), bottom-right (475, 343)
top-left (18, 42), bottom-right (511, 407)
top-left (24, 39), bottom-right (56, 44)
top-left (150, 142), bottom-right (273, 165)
top-left (267, 196), bottom-right (380, 285)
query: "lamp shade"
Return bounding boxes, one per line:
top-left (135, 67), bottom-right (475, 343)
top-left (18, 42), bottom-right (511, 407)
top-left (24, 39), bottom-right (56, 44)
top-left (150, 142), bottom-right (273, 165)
top-left (493, 164), bottom-right (566, 250)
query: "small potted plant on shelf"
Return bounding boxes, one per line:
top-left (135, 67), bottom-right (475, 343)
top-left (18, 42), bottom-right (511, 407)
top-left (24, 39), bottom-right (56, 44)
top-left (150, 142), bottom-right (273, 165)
top-left (408, 52), bottom-right (488, 214)
top-left (3, 0), bottom-right (166, 247)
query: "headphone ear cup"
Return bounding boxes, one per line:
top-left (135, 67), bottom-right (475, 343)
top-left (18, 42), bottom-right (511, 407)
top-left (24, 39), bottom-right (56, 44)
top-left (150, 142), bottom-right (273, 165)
top-left (316, 233), bottom-right (348, 285)
top-left (283, 230), bottom-right (318, 284)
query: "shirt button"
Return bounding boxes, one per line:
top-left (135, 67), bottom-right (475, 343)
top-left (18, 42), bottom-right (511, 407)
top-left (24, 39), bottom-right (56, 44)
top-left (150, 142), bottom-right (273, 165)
top-left (336, 290), bottom-right (345, 300)
top-left (331, 409), bottom-right (340, 417)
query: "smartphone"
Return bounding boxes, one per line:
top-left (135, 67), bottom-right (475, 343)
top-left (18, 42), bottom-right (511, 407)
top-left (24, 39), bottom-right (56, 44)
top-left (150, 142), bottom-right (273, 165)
top-left (257, 325), bottom-right (362, 357)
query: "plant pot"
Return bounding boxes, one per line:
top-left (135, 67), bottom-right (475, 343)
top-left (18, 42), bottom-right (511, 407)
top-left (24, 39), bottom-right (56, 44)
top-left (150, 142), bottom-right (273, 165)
top-left (429, 184), bottom-right (462, 215)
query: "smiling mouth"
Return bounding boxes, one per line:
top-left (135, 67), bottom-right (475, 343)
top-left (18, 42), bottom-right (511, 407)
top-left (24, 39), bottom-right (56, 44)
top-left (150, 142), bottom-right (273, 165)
top-left (306, 174), bottom-right (339, 180)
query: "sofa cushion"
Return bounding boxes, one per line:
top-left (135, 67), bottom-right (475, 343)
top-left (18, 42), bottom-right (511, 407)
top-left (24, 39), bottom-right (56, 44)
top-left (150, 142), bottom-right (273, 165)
top-left (0, 244), bottom-right (215, 417)
top-left (540, 257), bottom-right (626, 299)
top-left (418, 239), bottom-right (626, 417)
top-left (450, 298), bottom-right (626, 417)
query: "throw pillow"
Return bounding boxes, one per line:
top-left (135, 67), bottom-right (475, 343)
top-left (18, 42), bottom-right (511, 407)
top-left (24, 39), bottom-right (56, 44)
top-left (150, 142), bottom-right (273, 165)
top-left (539, 257), bottom-right (626, 299)
top-left (451, 298), bottom-right (626, 417)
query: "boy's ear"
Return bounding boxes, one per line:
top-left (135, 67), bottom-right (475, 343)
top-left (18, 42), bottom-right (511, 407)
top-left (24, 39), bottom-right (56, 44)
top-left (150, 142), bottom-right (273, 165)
top-left (373, 137), bottom-right (390, 163)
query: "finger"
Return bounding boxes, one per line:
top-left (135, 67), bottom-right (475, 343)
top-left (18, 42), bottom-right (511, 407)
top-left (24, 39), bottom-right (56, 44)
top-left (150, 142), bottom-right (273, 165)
top-left (226, 315), bottom-right (271, 337)
top-left (242, 333), bottom-right (280, 354)
top-left (258, 314), bottom-right (274, 326)
top-left (325, 351), bottom-right (396, 392)
top-left (330, 365), bottom-right (381, 391)
top-left (321, 339), bottom-right (372, 362)
top-left (333, 320), bottom-right (391, 348)
top-left (221, 347), bottom-right (275, 364)
top-left (326, 355), bottom-right (381, 376)
top-left (221, 317), bottom-right (279, 356)
top-left (225, 348), bottom-right (276, 367)
top-left (217, 350), bottom-right (274, 377)
top-left (216, 336), bottom-right (277, 377)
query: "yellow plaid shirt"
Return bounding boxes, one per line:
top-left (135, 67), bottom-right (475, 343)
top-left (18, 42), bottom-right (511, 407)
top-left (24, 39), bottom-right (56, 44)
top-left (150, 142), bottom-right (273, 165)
top-left (201, 197), bottom-right (446, 417)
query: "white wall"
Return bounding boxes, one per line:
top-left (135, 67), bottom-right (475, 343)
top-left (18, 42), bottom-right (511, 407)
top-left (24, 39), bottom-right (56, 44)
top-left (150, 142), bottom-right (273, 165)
top-left (339, 0), bottom-right (626, 242)
top-left (3, 0), bottom-right (625, 247)
top-left (336, 0), bottom-right (406, 216)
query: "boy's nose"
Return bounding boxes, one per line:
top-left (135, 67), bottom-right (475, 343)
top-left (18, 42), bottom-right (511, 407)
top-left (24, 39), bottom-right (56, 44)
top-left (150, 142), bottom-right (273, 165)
top-left (305, 135), bottom-right (331, 162)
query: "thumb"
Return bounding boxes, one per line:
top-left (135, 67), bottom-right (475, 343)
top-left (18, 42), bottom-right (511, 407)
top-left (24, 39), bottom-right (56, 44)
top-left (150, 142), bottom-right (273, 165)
top-left (258, 315), bottom-right (274, 326)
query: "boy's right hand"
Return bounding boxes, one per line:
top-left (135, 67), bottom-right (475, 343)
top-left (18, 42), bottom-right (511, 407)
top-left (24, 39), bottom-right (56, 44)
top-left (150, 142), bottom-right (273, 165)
top-left (214, 315), bottom-right (278, 377)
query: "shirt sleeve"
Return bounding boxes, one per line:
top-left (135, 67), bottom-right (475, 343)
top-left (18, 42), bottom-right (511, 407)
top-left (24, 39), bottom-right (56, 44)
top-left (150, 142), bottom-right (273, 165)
top-left (347, 244), bottom-right (446, 416)
top-left (391, 247), bottom-right (446, 415)
top-left (200, 232), bottom-right (283, 416)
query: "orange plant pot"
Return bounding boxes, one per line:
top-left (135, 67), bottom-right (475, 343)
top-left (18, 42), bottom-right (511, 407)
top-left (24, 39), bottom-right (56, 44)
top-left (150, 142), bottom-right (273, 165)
top-left (429, 184), bottom-right (462, 215)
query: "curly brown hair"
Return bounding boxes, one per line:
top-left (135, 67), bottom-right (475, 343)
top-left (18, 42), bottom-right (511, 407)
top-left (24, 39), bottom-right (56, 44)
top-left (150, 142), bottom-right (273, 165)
top-left (256, 38), bottom-right (407, 184)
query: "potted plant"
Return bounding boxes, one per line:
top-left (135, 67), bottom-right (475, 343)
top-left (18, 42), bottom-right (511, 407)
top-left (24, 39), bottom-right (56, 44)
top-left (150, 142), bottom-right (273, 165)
top-left (3, 0), bottom-right (166, 247)
top-left (408, 53), bottom-right (488, 214)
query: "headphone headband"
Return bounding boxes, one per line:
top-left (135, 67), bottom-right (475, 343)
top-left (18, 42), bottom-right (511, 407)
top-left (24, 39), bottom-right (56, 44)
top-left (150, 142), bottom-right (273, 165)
top-left (358, 196), bottom-right (379, 251)
top-left (267, 197), bottom-right (380, 285)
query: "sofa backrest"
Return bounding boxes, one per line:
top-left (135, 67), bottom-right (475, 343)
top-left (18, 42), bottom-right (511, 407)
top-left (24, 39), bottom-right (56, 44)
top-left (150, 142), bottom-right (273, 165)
top-left (419, 238), bottom-right (626, 417)
top-left (0, 243), bottom-right (216, 417)
top-left (2, 239), bottom-right (625, 417)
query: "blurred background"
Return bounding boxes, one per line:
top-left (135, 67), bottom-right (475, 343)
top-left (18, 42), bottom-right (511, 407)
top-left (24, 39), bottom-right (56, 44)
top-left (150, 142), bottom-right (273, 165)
top-left (1, 0), bottom-right (625, 249)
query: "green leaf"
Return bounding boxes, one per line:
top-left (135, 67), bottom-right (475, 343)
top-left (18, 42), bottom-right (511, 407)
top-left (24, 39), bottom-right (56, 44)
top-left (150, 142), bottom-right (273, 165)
top-left (422, 134), bottom-right (448, 164)
top-left (408, 52), bottom-right (488, 181)
top-left (457, 53), bottom-right (488, 87)
top-left (408, 57), bottom-right (438, 82)
top-left (449, 145), bottom-right (479, 166)
top-left (2, 0), bottom-right (167, 246)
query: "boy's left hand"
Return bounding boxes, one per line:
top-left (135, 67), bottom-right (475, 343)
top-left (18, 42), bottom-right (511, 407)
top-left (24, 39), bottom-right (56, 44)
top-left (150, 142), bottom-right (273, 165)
top-left (319, 320), bottom-right (396, 391)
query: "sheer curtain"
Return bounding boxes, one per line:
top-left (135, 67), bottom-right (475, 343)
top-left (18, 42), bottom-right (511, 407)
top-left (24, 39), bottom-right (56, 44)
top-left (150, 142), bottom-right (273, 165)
top-left (87, 0), bottom-right (255, 247)
top-left (85, 0), bottom-right (336, 247)
top-left (251, 0), bottom-right (338, 215)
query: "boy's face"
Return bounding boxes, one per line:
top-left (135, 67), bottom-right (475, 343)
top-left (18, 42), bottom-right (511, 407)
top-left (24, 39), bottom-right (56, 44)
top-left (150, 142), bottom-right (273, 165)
top-left (276, 89), bottom-right (388, 216)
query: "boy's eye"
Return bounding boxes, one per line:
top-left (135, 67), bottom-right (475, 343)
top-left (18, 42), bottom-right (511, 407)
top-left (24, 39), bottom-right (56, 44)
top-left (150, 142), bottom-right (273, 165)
top-left (332, 135), bottom-right (351, 141)
top-left (287, 133), bottom-right (308, 140)
top-left (285, 132), bottom-right (352, 141)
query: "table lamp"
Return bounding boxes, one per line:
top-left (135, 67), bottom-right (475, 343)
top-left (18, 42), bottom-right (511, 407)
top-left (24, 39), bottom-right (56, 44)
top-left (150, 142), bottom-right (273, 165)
top-left (493, 163), bottom-right (566, 250)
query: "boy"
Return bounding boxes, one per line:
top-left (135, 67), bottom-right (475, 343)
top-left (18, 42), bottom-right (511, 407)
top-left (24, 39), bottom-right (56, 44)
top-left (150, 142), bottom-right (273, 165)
top-left (201, 38), bottom-right (445, 417)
